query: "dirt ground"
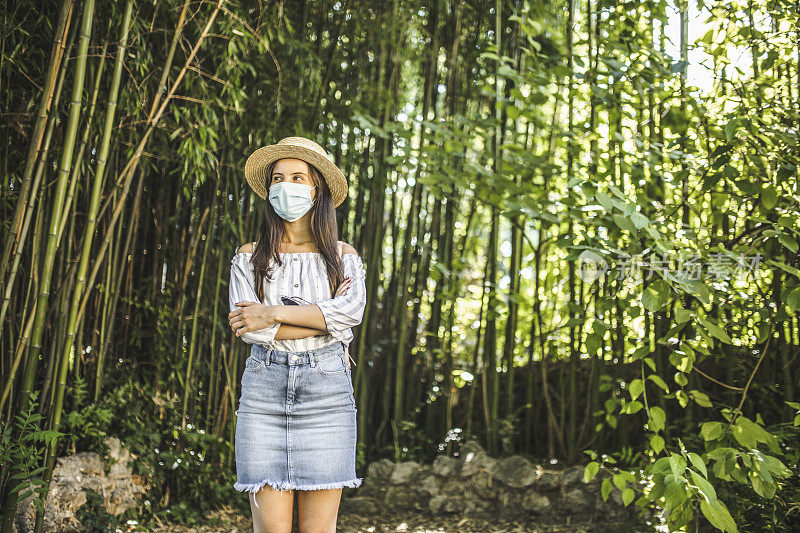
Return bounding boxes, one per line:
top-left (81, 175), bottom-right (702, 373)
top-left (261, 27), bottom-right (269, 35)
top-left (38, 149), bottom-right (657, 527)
top-left (147, 506), bottom-right (646, 532)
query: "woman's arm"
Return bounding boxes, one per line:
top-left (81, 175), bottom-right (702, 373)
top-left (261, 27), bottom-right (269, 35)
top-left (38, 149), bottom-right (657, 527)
top-left (229, 249), bottom-right (280, 344)
top-left (273, 324), bottom-right (328, 340)
top-left (272, 251), bottom-right (367, 343)
top-left (270, 304), bottom-right (328, 331)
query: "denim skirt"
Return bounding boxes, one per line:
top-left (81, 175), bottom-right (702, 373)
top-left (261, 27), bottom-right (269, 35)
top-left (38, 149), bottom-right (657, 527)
top-left (233, 341), bottom-right (362, 494)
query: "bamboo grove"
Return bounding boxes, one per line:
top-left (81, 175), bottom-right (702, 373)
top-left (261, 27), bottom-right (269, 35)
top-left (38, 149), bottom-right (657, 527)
top-left (1, 0), bottom-right (799, 531)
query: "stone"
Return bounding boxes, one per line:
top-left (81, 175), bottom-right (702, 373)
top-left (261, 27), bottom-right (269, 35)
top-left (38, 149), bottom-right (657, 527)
top-left (353, 477), bottom-right (383, 499)
top-left (13, 437), bottom-right (146, 533)
top-left (493, 455), bottom-right (539, 488)
top-left (562, 465), bottom-right (585, 486)
top-left (594, 498), bottom-right (608, 511)
top-left (428, 494), bottom-right (448, 514)
top-left (610, 486), bottom-right (625, 507)
top-left (389, 460), bottom-right (420, 484)
top-left (417, 474), bottom-right (441, 496)
top-left (441, 478), bottom-right (466, 495)
top-left (415, 464), bottom-right (433, 482)
top-left (496, 487), bottom-right (522, 510)
top-left (340, 496), bottom-right (381, 515)
top-left (522, 491), bottom-right (551, 514)
top-left (429, 494), bottom-right (473, 515)
top-left (458, 439), bottom-right (485, 458)
top-left (366, 458), bottom-right (394, 482)
top-left (431, 455), bottom-right (458, 477)
top-left (471, 498), bottom-right (495, 514)
top-left (459, 450), bottom-right (497, 478)
top-left (383, 485), bottom-right (415, 511)
top-left (534, 470), bottom-right (562, 491)
top-left (346, 451), bottom-right (649, 525)
top-left (564, 487), bottom-right (590, 512)
top-left (467, 470), bottom-right (495, 500)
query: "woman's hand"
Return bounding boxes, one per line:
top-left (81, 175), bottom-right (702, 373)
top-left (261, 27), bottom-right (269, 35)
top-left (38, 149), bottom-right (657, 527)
top-left (229, 302), bottom-right (279, 337)
top-left (231, 278), bottom-right (351, 336)
top-left (334, 276), bottom-right (352, 297)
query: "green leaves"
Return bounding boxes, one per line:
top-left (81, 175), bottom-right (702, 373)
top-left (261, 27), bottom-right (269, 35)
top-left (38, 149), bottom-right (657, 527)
top-left (669, 453), bottom-right (687, 478)
top-left (583, 461), bottom-right (600, 482)
top-left (620, 400), bottom-right (643, 414)
top-left (674, 304), bottom-right (692, 323)
top-left (690, 469), bottom-right (717, 503)
top-left (647, 374), bottom-right (670, 394)
top-left (622, 488), bottom-right (635, 506)
top-left (674, 277), bottom-right (711, 305)
top-left (669, 347), bottom-right (695, 373)
top-left (777, 231), bottom-right (798, 253)
top-left (609, 469), bottom-right (637, 506)
top-left (689, 390), bottom-right (713, 408)
top-left (701, 421), bottom-right (724, 441)
top-left (698, 317), bottom-right (732, 344)
top-left (646, 445), bottom-right (743, 533)
top-left (642, 279), bottom-right (670, 312)
top-left (650, 434), bottom-right (665, 454)
top-left (613, 213), bottom-right (638, 234)
top-left (594, 190), bottom-right (615, 212)
top-left (724, 118), bottom-right (740, 142)
top-left (787, 401), bottom-right (800, 426)
top-left (688, 452), bottom-right (708, 478)
top-left (628, 378), bottom-right (644, 401)
top-left (731, 416), bottom-right (779, 452)
top-left (601, 477), bottom-right (612, 501)
top-left (700, 498), bottom-right (738, 533)
top-left (760, 185), bottom-right (777, 210)
top-left (649, 406), bottom-right (666, 433)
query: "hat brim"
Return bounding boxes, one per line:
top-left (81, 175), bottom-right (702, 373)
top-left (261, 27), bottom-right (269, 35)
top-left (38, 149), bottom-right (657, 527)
top-left (244, 145), bottom-right (348, 207)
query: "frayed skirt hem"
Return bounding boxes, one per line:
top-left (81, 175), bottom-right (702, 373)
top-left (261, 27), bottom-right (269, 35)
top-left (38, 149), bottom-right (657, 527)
top-left (234, 477), bottom-right (363, 493)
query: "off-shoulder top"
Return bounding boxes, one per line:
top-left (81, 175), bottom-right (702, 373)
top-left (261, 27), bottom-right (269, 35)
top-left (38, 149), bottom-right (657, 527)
top-left (228, 241), bottom-right (367, 354)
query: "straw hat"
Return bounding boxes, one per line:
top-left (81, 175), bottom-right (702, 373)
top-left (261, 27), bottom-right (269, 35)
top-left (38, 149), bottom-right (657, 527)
top-left (244, 136), bottom-right (348, 208)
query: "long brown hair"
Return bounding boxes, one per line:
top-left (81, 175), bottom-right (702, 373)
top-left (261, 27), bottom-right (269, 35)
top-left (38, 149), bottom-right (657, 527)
top-left (250, 159), bottom-right (345, 301)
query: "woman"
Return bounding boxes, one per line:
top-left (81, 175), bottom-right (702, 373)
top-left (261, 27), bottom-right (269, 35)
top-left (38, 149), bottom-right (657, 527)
top-left (227, 136), bottom-right (366, 533)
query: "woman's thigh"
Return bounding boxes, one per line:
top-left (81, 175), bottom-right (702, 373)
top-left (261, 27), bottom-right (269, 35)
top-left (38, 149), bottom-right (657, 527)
top-left (296, 489), bottom-right (342, 533)
top-left (251, 487), bottom-right (294, 533)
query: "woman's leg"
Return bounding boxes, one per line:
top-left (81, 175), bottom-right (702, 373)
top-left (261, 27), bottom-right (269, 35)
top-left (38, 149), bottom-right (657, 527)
top-left (296, 488), bottom-right (343, 533)
top-left (250, 487), bottom-right (294, 533)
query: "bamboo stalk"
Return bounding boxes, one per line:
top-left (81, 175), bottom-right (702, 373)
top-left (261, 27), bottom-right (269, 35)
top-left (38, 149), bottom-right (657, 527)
top-left (0, 0), bottom-right (74, 297)
top-left (0, 0), bottom-right (96, 524)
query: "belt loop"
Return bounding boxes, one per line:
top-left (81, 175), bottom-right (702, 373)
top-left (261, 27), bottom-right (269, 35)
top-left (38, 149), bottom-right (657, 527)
top-left (264, 349), bottom-right (272, 366)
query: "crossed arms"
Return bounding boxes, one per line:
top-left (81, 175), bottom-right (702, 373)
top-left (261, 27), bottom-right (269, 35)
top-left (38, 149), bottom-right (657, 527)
top-left (227, 243), bottom-right (366, 344)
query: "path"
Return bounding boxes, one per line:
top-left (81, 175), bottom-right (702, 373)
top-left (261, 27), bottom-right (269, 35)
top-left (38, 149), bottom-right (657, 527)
top-left (147, 506), bottom-right (642, 532)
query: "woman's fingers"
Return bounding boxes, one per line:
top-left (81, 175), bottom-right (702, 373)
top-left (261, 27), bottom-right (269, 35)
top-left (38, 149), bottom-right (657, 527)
top-left (232, 317), bottom-right (252, 336)
top-left (229, 307), bottom-right (249, 333)
top-left (334, 277), bottom-right (352, 297)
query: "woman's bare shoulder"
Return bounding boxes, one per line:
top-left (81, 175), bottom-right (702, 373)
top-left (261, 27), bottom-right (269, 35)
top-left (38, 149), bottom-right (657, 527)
top-left (337, 241), bottom-right (358, 255)
top-left (237, 241), bottom-right (255, 254)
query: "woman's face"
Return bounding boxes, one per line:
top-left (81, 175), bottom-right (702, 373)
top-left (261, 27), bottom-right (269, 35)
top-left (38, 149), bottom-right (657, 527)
top-left (270, 158), bottom-right (317, 201)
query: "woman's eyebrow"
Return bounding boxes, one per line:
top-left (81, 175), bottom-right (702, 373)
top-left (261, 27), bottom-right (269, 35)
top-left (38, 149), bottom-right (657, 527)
top-left (272, 172), bottom-right (307, 177)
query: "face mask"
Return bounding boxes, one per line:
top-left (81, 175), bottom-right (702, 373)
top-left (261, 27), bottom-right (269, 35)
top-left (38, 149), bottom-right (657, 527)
top-left (268, 182), bottom-right (317, 222)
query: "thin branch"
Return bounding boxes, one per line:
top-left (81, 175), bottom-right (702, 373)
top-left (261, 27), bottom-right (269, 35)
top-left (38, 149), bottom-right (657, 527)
top-left (693, 366), bottom-right (744, 391)
top-left (729, 326), bottom-right (773, 426)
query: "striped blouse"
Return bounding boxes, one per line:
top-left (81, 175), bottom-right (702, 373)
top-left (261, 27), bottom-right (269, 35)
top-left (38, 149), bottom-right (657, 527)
top-left (228, 241), bottom-right (367, 354)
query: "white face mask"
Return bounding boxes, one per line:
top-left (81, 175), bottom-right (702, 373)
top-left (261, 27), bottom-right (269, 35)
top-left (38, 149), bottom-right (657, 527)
top-left (268, 182), bottom-right (317, 222)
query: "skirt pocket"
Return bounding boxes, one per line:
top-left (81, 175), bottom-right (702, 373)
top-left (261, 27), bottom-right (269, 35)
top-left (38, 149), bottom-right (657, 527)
top-left (244, 354), bottom-right (265, 372)
top-left (315, 353), bottom-right (347, 375)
